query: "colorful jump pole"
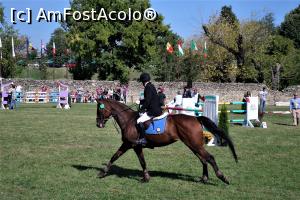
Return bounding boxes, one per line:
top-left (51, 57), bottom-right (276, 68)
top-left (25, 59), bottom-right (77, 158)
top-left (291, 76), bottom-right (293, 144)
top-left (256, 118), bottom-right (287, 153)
top-left (219, 102), bottom-right (246, 105)
top-left (164, 106), bottom-right (203, 112)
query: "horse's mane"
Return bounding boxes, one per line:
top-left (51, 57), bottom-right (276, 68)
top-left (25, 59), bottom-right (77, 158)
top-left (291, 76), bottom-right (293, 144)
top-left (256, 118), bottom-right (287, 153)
top-left (102, 99), bottom-right (137, 113)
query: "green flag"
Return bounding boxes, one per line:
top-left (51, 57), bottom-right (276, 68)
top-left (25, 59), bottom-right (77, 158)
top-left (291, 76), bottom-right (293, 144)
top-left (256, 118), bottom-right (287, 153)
top-left (190, 40), bottom-right (198, 51)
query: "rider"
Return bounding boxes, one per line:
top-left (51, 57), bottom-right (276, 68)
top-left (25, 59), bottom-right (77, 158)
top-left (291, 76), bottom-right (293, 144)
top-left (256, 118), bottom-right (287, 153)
top-left (136, 72), bottom-right (162, 145)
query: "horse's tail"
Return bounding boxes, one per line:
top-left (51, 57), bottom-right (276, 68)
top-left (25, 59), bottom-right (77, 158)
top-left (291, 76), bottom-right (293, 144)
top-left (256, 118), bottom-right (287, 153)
top-left (197, 116), bottom-right (238, 163)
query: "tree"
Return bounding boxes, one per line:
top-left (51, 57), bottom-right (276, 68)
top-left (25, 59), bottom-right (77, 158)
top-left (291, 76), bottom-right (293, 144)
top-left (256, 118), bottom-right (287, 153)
top-left (262, 35), bottom-right (300, 90)
top-left (0, 3), bottom-right (4, 24)
top-left (0, 4), bottom-right (26, 78)
top-left (279, 5), bottom-right (300, 48)
top-left (46, 28), bottom-right (69, 68)
top-left (63, 0), bottom-right (171, 81)
top-left (218, 104), bottom-right (229, 146)
top-left (219, 5), bottom-right (239, 26)
top-left (203, 7), bottom-right (245, 80)
top-left (203, 7), bottom-right (273, 82)
top-left (260, 13), bottom-right (276, 34)
top-left (150, 31), bottom-right (180, 81)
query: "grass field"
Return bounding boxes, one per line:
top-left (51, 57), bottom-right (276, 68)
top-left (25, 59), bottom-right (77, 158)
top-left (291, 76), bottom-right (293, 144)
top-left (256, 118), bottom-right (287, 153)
top-left (0, 104), bottom-right (299, 200)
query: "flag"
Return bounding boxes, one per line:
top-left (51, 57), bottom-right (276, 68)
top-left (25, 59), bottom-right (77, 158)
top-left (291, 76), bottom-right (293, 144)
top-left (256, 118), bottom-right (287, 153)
top-left (203, 41), bottom-right (208, 58)
top-left (12, 37), bottom-right (15, 58)
top-left (29, 43), bottom-right (35, 50)
top-left (41, 40), bottom-right (44, 57)
top-left (177, 40), bottom-right (184, 56)
top-left (52, 42), bottom-right (56, 56)
top-left (26, 37), bottom-right (29, 58)
top-left (166, 42), bottom-right (173, 54)
top-left (190, 40), bottom-right (198, 51)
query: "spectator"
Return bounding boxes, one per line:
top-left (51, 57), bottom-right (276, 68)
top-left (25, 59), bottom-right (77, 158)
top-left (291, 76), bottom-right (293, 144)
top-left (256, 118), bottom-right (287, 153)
top-left (183, 86), bottom-right (192, 98)
top-left (242, 91), bottom-right (251, 113)
top-left (158, 87), bottom-right (166, 106)
top-left (192, 88), bottom-right (205, 104)
top-left (122, 85), bottom-right (128, 104)
top-left (9, 84), bottom-right (17, 110)
top-left (289, 93), bottom-right (300, 126)
top-left (259, 87), bottom-right (268, 119)
top-left (192, 88), bottom-right (198, 97)
top-left (41, 85), bottom-right (48, 92)
top-left (108, 88), bottom-right (113, 99)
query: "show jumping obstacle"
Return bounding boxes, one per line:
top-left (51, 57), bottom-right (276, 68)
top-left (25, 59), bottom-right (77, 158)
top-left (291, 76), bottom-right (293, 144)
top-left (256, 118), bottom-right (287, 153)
top-left (166, 95), bottom-right (259, 146)
top-left (218, 97), bottom-right (259, 127)
top-left (0, 80), bottom-right (69, 108)
top-left (56, 82), bottom-right (70, 109)
top-left (167, 95), bottom-right (219, 146)
top-left (0, 79), bottom-right (13, 109)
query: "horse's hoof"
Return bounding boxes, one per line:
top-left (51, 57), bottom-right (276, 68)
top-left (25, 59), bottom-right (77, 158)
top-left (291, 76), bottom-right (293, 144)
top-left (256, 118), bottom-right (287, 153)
top-left (200, 176), bottom-right (208, 184)
top-left (141, 173), bottom-right (150, 183)
top-left (222, 177), bottom-right (230, 185)
top-left (141, 177), bottom-right (150, 183)
top-left (97, 170), bottom-right (107, 178)
top-left (217, 171), bottom-right (229, 185)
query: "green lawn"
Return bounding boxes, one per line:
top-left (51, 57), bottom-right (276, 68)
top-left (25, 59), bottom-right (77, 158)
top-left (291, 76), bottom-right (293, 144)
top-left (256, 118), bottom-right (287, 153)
top-left (0, 104), bottom-right (299, 200)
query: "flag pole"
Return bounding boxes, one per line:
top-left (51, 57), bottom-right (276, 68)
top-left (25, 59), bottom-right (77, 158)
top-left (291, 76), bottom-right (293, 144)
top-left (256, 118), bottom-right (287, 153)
top-left (0, 37), bottom-right (2, 77)
top-left (53, 42), bottom-right (55, 80)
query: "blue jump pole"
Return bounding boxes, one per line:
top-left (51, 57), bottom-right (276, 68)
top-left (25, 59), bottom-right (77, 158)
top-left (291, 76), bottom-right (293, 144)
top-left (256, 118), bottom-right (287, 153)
top-left (219, 102), bottom-right (246, 105)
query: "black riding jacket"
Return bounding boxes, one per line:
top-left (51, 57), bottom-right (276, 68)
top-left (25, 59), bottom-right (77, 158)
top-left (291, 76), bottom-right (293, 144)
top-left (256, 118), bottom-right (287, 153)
top-left (140, 82), bottom-right (162, 117)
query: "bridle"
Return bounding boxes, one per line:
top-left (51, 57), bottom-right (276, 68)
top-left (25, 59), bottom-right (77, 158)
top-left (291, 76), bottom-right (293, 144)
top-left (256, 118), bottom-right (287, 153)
top-left (96, 101), bottom-right (138, 133)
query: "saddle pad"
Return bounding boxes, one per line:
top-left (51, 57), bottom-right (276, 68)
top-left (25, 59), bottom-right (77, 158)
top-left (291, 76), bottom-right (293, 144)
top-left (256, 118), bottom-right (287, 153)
top-left (145, 114), bottom-right (168, 135)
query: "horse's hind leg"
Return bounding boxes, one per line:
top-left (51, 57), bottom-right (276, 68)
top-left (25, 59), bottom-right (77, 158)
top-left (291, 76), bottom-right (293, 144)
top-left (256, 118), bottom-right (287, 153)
top-left (188, 149), bottom-right (209, 183)
top-left (133, 146), bottom-right (150, 182)
top-left (197, 155), bottom-right (209, 183)
top-left (188, 145), bottom-right (229, 184)
top-left (199, 149), bottom-right (229, 184)
top-left (98, 142), bottom-right (131, 178)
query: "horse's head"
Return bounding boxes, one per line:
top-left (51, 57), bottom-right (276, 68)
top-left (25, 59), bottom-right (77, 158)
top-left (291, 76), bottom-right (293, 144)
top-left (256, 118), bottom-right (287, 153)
top-left (96, 99), bottom-right (113, 128)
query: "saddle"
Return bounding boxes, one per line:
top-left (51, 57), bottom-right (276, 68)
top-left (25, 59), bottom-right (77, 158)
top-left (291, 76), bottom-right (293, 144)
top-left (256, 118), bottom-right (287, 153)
top-left (144, 112), bottom-right (169, 135)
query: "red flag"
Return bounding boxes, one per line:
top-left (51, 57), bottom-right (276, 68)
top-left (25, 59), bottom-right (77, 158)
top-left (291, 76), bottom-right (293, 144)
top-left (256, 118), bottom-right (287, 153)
top-left (166, 42), bottom-right (174, 54)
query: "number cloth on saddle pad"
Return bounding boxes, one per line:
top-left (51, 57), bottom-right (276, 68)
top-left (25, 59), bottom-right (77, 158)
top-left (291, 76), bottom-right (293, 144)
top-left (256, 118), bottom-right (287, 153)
top-left (145, 113), bottom-right (168, 135)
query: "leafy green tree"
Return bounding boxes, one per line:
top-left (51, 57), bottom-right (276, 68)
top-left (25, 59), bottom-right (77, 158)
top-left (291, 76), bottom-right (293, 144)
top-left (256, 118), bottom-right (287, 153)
top-left (203, 7), bottom-right (245, 80)
top-left (64, 0), bottom-right (171, 81)
top-left (0, 24), bottom-right (26, 78)
top-left (203, 8), bottom-right (273, 83)
top-left (279, 5), bottom-right (300, 48)
top-left (262, 35), bottom-right (300, 89)
top-left (150, 31), bottom-right (180, 81)
top-left (218, 104), bottom-right (229, 146)
top-left (0, 3), bottom-right (4, 24)
top-left (260, 13), bottom-right (276, 34)
top-left (219, 5), bottom-right (239, 26)
top-left (46, 28), bottom-right (69, 68)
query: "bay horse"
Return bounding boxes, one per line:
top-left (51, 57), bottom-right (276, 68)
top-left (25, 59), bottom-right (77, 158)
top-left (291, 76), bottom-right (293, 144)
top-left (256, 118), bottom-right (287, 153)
top-left (96, 99), bottom-right (238, 184)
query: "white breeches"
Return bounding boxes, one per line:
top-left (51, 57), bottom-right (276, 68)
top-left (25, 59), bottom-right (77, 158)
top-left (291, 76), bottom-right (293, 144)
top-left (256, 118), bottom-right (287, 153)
top-left (137, 112), bottom-right (151, 123)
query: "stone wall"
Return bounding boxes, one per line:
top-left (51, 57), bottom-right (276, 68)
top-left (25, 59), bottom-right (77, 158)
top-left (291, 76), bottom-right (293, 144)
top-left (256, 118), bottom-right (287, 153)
top-left (2, 79), bottom-right (299, 105)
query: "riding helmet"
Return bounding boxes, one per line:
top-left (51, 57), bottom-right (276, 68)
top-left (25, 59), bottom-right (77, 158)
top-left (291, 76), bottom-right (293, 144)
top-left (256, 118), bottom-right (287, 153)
top-left (139, 73), bottom-right (151, 83)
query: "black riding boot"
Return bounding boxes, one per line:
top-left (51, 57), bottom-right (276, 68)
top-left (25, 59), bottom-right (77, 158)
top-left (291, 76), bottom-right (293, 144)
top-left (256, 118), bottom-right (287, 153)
top-left (136, 123), bottom-right (147, 145)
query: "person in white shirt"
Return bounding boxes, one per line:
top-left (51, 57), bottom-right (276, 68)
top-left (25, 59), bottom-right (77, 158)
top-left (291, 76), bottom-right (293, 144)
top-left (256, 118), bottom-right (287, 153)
top-left (259, 87), bottom-right (268, 113)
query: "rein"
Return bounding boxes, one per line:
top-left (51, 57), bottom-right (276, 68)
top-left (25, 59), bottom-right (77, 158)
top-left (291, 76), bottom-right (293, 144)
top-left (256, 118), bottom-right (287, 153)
top-left (98, 102), bottom-right (138, 134)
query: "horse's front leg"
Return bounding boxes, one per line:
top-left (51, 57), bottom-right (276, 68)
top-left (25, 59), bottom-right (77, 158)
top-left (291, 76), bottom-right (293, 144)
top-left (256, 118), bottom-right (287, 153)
top-left (133, 146), bottom-right (150, 182)
top-left (98, 142), bottom-right (131, 178)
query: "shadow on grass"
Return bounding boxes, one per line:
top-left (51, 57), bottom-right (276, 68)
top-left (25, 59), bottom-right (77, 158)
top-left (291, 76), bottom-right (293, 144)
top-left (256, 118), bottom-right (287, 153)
top-left (273, 122), bottom-right (295, 126)
top-left (72, 164), bottom-right (216, 185)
